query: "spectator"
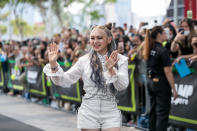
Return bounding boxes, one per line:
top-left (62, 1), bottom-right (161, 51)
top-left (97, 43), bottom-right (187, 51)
top-left (171, 18), bottom-right (196, 55)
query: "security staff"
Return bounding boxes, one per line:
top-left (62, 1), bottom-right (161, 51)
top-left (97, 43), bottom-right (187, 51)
top-left (143, 26), bottom-right (178, 131)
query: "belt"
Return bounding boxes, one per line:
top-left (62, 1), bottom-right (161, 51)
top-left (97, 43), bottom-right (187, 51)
top-left (148, 74), bottom-right (165, 82)
top-left (152, 77), bottom-right (159, 82)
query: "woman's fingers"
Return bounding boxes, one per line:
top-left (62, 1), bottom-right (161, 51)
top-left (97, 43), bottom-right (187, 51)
top-left (49, 43), bottom-right (52, 52)
top-left (105, 56), bottom-right (109, 61)
top-left (47, 46), bottom-right (50, 53)
top-left (110, 50), bottom-right (118, 60)
top-left (114, 51), bottom-right (118, 60)
top-left (110, 51), bottom-right (115, 59)
top-left (52, 42), bottom-right (55, 52)
top-left (114, 58), bottom-right (119, 65)
top-left (49, 42), bottom-right (58, 53)
top-left (54, 43), bottom-right (58, 52)
top-left (105, 51), bottom-right (119, 70)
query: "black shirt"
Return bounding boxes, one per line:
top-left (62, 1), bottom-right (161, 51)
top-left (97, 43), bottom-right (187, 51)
top-left (179, 44), bottom-right (193, 55)
top-left (147, 41), bottom-right (171, 75)
top-left (165, 41), bottom-right (178, 58)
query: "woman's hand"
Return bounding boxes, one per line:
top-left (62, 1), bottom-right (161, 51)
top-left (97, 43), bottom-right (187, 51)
top-left (47, 42), bottom-right (58, 67)
top-left (191, 37), bottom-right (197, 48)
top-left (163, 18), bottom-right (171, 25)
top-left (189, 55), bottom-right (197, 61)
top-left (172, 56), bottom-right (183, 66)
top-left (172, 89), bottom-right (178, 100)
top-left (105, 50), bottom-right (119, 75)
top-left (174, 31), bottom-right (185, 42)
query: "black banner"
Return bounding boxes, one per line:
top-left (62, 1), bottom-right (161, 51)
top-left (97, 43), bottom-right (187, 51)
top-left (51, 61), bottom-right (82, 104)
top-left (7, 59), bottom-right (24, 91)
top-left (26, 65), bottom-right (47, 97)
top-left (0, 62), bottom-right (4, 88)
top-left (116, 64), bottom-right (140, 114)
top-left (169, 61), bottom-right (197, 129)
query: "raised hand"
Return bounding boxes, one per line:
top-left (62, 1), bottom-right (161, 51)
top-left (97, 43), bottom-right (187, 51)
top-left (105, 50), bottom-right (119, 75)
top-left (47, 42), bottom-right (58, 65)
top-left (174, 31), bottom-right (185, 41)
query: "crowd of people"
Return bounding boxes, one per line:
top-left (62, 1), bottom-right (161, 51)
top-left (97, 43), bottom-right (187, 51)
top-left (0, 18), bottom-right (197, 130)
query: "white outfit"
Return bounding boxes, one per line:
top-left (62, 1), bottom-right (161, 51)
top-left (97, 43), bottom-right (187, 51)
top-left (43, 53), bottom-right (129, 129)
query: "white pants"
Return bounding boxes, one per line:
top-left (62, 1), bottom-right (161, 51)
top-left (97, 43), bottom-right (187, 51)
top-left (77, 98), bottom-right (122, 130)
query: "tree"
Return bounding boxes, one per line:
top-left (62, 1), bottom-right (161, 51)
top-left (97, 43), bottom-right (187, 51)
top-left (51, 0), bottom-right (63, 27)
top-left (0, 12), bottom-right (9, 37)
top-left (0, 25), bottom-right (7, 35)
top-left (9, 0), bottom-right (37, 40)
top-left (78, 0), bottom-right (117, 24)
top-left (0, 0), bottom-right (8, 8)
top-left (11, 18), bottom-right (45, 37)
top-left (33, 0), bottom-right (48, 25)
top-left (89, 10), bottom-right (104, 21)
top-left (0, 12), bottom-right (9, 21)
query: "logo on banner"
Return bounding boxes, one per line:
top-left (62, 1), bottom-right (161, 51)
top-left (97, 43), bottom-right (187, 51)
top-left (171, 84), bottom-right (193, 105)
top-left (27, 71), bottom-right (38, 84)
top-left (11, 68), bottom-right (21, 80)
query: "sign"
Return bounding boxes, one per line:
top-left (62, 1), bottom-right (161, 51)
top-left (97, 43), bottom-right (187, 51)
top-left (169, 61), bottom-right (197, 129)
top-left (27, 65), bottom-right (47, 97)
top-left (184, 0), bottom-right (197, 19)
top-left (116, 64), bottom-right (140, 114)
top-left (51, 61), bottom-right (82, 104)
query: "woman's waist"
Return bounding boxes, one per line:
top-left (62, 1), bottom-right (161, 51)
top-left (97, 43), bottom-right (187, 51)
top-left (83, 93), bottom-right (116, 100)
top-left (81, 97), bottom-right (117, 110)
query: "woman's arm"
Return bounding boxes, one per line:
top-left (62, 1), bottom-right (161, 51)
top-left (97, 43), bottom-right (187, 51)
top-left (171, 32), bottom-right (185, 52)
top-left (104, 54), bottom-right (129, 91)
top-left (43, 43), bottom-right (83, 88)
top-left (164, 66), bottom-right (178, 100)
top-left (43, 56), bottom-right (83, 87)
top-left (171, 40), bottom-right (180, 52)
top-left (113, 59), bottom-right (129, 91)
top-left (173, 54), bottom-right (195, 65)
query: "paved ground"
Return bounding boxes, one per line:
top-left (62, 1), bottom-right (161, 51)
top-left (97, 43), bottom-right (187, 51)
top-left (0, 93), bottom-right (140, 131)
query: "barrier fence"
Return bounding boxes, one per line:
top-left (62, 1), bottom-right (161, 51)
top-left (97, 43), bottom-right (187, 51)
top-left (0, 59), bottom-right (197, 129)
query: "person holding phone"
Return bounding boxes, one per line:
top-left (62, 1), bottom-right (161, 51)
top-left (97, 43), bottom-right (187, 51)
top-left (171, 18), bottom-right (196, 55)
top-left (43, 23), bottom-right (129, 131)
top-left (173, 35), bottom-right (197, 64)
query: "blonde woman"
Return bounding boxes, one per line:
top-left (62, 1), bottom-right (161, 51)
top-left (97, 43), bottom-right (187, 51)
top-left (43, 23), bottom-right (128, 131)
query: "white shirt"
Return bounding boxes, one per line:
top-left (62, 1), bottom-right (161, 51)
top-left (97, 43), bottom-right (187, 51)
top-left (43, 53), bottom-right (129, 100)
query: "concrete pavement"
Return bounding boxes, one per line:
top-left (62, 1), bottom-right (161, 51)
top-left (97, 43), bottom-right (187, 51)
top-left (0, 94), bottom-right (140, 131)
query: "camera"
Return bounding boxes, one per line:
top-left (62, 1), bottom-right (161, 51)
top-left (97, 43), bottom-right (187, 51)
top-left (143, 22), bottom-right (148, 26)
top-left (154, 20), bottom-right (158, 23)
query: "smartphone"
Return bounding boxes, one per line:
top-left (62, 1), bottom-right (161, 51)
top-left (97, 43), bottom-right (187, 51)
top-left (178, 28), bottom-right (184, 34)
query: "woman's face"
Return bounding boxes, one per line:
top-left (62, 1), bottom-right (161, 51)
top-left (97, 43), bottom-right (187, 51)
top-left (90, 28), bottom-right (111, 54)
top-left (40, 43), bottom-right (45, 50)
top-left (161, 31), bottom-right (168, 42)
top-left (181, 22), bottom-right (190, 31)
top-left (132, 36), bottom-right (141, 46)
